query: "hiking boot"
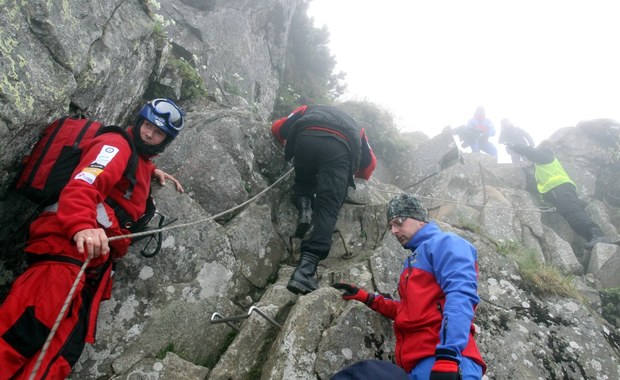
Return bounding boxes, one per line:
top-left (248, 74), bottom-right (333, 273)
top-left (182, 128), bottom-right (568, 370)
top-left (294, 196), bottom-right (313, 238)
top-left (287, 253), bottom-right (320, 295)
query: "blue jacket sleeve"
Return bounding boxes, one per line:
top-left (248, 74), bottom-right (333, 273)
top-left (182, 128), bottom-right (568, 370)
top-left (432, 234), bottom-right (480, 362)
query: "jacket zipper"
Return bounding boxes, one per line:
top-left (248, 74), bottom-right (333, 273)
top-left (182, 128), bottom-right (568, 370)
top-left (437, 302), bottom-right (449, 344)
top-left (398, 255), bottom-right (416, 365)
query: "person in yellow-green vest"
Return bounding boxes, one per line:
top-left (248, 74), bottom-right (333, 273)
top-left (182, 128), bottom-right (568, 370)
top-left (507, 142), bottom-right (606, 250)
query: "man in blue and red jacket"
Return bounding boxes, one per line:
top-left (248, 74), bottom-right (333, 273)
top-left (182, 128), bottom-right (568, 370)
top-left (456, 106), bottom-right (497, 158)
top-left (271, 104), bottom-right (376, 295)
top-left (0, 99), bottom-right (185, 379)
top-left (334, 193), bottom-right (485, 379)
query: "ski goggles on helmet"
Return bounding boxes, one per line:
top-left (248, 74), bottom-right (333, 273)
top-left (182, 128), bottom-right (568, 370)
top-left (139, 98), bottom-right (185, 138)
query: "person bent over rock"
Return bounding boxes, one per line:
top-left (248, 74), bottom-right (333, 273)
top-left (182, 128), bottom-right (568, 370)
top-left (271, 105), bottom-right (376, 295)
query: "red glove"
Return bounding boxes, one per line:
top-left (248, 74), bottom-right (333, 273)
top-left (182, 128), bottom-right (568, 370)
top-left (430, 359), bottom-right (461, 380)
top-left (332, 282), bottom-right (375, 305)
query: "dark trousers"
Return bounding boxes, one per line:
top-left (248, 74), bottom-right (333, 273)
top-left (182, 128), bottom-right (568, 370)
top-left (293, 134), bottom-right (350, 260)
top-left (542, 183), bottom-right (601, 241)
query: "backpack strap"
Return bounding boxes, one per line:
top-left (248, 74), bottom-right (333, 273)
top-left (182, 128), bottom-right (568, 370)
top-left (73, 119), bottom-right (97, 149)
top-left (96, 125), bottom-right (138, 199)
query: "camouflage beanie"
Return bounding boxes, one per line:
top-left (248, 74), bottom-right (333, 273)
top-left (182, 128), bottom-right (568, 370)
top-left (386, 193), bottom-right (428, 222)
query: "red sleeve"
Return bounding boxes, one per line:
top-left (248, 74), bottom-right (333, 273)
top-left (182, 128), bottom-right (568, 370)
top-left (354, 130), bottom-right (377, 180)
top-left (56, 133), bottom-right (133, 240)
top-left (271, 117), bottom-right (287, 146)
top-left (369, 294), bottom-right (399, 320)
top-left (270, 105), bottom-right (308, 146)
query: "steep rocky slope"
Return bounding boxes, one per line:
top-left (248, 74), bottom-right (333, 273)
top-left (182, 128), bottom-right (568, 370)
top-left (1, 1), bottom-right (619, 379)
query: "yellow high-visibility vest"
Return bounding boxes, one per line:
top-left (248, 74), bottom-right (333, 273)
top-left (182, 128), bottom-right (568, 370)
top-left (535, 158), bottom-right (576, 194)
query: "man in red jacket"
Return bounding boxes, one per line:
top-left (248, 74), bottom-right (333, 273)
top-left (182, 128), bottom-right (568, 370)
top-left (272, 105), bottom-right (376, 295)
top-left (334, 193), bottom-right (485, 379)
top-left (0, 98), bottom-right (185, 380)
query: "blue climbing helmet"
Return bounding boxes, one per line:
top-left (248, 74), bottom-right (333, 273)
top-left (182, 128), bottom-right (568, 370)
top-left (138, 98), bottom-right (185, 138)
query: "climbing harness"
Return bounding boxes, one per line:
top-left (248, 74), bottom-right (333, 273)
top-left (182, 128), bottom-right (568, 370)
top-left (136, 212), bottom-right (178, 258)
top-left (210, 305), bottom-right (282, 329)
top-left (28, 167), bottom-right (294, 380)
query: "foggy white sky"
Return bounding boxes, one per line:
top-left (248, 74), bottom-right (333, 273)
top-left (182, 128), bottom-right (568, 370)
top-left (307, 0), bottom-right (620, 158)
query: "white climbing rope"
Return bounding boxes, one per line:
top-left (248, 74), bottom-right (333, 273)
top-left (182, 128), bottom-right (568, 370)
top-left (375, 188), bottom-right (556, 213)
top-left (28, 258), bottom-right (91, 380)
top-left (109, 167), bottom-right (295, 242)
top-left (28, 167), bottom-right (293, 379)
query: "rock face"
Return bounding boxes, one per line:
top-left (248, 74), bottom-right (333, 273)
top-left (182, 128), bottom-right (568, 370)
top-left (1, 1), bottom-right (620, 379)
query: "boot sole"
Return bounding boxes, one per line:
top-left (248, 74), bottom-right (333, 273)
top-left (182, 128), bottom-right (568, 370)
top-left (287, 279), bottom-right (317, 295)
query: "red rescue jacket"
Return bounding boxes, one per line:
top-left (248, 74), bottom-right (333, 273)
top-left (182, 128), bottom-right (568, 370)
top-left (24, 130), bottom-right (155, 342)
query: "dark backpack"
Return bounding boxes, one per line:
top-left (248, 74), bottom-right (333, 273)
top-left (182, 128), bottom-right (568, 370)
top-left (16, 116), bottom-right (138, 207)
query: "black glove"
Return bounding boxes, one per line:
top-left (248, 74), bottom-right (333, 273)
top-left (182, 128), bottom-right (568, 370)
top-left (332, 282), bottom-right (375, 305)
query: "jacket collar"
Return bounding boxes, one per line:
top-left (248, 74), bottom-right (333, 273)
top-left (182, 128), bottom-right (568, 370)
top-left (404, 221), bottom-right (439, 250)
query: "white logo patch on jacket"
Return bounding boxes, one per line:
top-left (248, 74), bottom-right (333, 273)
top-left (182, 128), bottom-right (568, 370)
top-left (74, 145), bottom-right (120, 184)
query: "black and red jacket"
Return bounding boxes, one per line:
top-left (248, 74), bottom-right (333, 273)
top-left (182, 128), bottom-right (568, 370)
top-left (271, 105), bottom-right (377, 185)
